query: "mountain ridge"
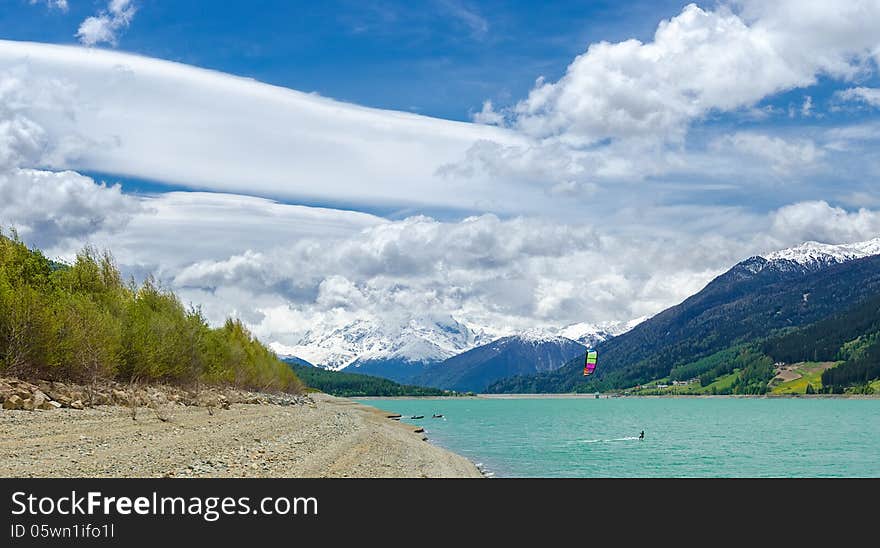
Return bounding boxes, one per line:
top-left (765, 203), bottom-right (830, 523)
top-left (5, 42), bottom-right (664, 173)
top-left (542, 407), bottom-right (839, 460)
top-left (414, 334), bottom-right (587, 392)
top-left (488, 242), bottom-right (880, 393)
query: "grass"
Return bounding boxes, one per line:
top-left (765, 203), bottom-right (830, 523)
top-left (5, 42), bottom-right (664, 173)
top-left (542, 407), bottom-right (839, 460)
top-left (625, 371), bottom-right (740, 395)
top-left (696, 371), bottom-right (739, 394)
top-left (770, 362), bottom-right (840, 395)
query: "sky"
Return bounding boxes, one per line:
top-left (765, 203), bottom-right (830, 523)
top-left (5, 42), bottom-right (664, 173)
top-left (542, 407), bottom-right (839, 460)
top-left (2, 1), bottom-right (880, 353)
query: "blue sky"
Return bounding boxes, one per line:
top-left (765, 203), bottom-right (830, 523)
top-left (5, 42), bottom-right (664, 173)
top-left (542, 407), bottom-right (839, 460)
top-left (5, 0), bottom-right (696, 120)
top-left (3, 1), bottom-right (880, 355)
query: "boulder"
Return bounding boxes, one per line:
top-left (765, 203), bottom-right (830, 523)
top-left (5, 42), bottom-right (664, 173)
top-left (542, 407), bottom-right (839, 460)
top-left (21, 398), bottom-right (35, 411)
top-left (51, 393), bottom-right (73, 407)
top-left (70, 399), bottom-right (84, 410)
top-left (2, 395), bottom-right (23, 410)
top-left (32, 390), bottom-right (49, 410)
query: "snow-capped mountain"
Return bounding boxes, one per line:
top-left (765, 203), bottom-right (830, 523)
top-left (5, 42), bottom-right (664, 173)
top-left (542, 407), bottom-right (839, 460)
top-left (761, 238), bottom-right (880, 271)
top-left (270, 316), bottom-right (494, 371)
top-left (558, 318), bottom-right (648, 347)
top-left (270, 314), bottom-right (645, 382)
top-left (727, 237), bottom-right (880, 281)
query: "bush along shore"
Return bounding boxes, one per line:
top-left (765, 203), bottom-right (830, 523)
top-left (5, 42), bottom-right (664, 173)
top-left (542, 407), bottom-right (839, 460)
top-left (0, 232), bottom-right (304, 403)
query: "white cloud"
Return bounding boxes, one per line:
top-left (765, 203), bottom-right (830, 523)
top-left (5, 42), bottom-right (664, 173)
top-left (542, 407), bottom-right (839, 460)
top-left (769, 200), bottom-right (880, 244)
top-left (77, 0), bottom-right (138, 47)
top-left (30, 0), bottom-right (69, 11)
top-left (0, 169), bottom-right (142, 248)
top-left (443, 2), bottom-right (880, 191)
top-left (712, 132), bottom-right (825, 175)
top-left (0, 40), bottom-right (533, 213)
top-left (71, 191), bottom-right (385, 278)
top-left (515, 1), bottom-right (880, 143)
top-left (511, 2), bottom-right (870, 144)
top-left (0, 66), bottom-right (140, 248)
top-left (167, 213), bottom-right (717, 340)
top-left (836, 86), bottom-right (880, 107)
top-left (4, 3), bottom-right (880, 358)
top-left (801, 95), bottom-right (813, 117)
top-left (437, 0), bottom-right (489, 39)
top-left (472, 100), bottom-right (505, 126)
top-left (90, 201), bottom-right (869, 350)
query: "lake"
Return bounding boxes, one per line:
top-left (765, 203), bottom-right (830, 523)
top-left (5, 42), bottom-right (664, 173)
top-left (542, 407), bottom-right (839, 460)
top-left (357, 397), bottom-right (880, 477)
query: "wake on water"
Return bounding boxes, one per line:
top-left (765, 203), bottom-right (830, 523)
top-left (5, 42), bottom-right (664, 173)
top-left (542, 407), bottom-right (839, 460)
top-left (580, 436), bottom-right (640, 443)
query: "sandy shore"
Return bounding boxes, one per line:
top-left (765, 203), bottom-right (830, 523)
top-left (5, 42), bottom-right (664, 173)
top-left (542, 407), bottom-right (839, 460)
top-left (0, 393), bottom-right (482, 478)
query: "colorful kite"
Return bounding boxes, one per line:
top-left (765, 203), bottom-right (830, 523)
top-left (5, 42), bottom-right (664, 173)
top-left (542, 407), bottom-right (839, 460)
top-left (583, 349), bottom-right (598, 376)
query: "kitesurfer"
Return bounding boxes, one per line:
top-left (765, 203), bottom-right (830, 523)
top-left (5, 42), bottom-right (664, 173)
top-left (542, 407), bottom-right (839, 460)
top-left (639, 430), bottom-right (645, 440)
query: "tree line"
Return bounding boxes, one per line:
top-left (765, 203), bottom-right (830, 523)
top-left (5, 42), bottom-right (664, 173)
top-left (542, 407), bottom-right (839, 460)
top-left (0, 232), bottom-right (302, 393)
top-left (286, 363), bottom-right (451, 397)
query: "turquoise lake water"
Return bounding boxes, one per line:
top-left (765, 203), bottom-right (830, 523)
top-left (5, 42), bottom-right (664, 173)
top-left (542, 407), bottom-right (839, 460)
top-left (358, 397), bottom-right (880, 477)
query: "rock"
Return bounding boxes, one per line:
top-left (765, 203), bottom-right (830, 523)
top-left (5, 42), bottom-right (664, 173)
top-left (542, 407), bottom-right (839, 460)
top-left (218, 395), bottom-right (230, 410)
top-left (3, 395), bottom-right (23, 410)
top-left (21, 398), bottom-right (35, 411)
top-left (32, 391), bottom-right (49, 410)
top-left (49, 392), bottom-right (73, 407)
top-left (47, 400), bottom-right (62, 409)
top-left (70, 400), bottom-right (84, 410)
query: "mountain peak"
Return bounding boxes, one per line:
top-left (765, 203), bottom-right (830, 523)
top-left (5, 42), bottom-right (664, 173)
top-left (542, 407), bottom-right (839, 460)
top-left (509, 329), bottom-right (573, 345)
top-left (762, 237), bottom-right (880, 269)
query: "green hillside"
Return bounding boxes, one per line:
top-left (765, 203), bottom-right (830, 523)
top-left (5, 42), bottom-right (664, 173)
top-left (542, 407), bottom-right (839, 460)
top-left (488, 255), bottom-right (880, 394)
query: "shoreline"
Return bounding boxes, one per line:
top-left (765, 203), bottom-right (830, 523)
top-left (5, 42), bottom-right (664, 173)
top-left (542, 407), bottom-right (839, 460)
top-left (357, 393), bottom-right (880, 400)
top-left (352, 393), bottom-right (880, 401)
top-left (0, 391), bottom-right (482, 478)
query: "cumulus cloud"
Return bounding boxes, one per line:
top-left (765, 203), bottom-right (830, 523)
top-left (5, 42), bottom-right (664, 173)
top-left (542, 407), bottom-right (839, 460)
top-left (0, 65), bottom-right (141, 248)
top-left (0, 169), bottom-right (142, 248)
top-left (169, 213), bottom-right (713, 340)
top-left (836, 86), bottom-right (880, 108)
top-left (512, 2), bottom-right (880, 144)
top-left (3, 3), bottom-right (880, 356)
top-left (448, 2), bottom-right (880, 189)
top-left (472, 100), bottom-right (505, 126)
top-left (130, 202), bottom-right (873, 349)
top-left (769, 200), bottom-right (880, 244)
top-left (77, 0), bottom-right (138, 47)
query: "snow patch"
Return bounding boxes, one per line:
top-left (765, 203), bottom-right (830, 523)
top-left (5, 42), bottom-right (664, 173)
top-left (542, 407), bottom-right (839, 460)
top-left (763, 238), bottom-right (880, 268)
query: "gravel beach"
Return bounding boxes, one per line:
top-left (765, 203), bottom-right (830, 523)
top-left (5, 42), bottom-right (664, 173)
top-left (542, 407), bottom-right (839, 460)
top-left (0, 393), bottom-right (482, 478)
